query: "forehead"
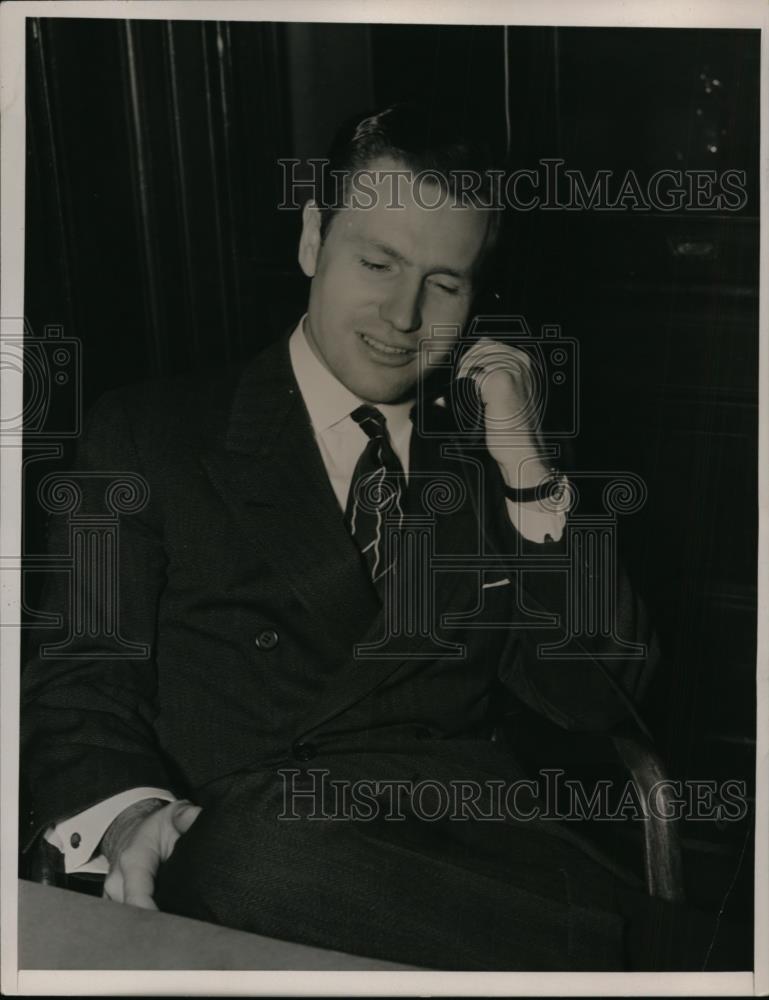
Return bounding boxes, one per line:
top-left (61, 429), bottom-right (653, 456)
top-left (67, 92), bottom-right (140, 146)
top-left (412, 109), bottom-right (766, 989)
top-left (331, 156), bottom-right (489, 275)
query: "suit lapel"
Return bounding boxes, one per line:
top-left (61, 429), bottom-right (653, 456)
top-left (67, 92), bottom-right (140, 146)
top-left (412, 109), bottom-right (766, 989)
top-left (200, 334), bottom-right (381, 661)
top-left (297, 407), bottom-right (487, 735)
top-left (201, 335), bottom-right (494, 735)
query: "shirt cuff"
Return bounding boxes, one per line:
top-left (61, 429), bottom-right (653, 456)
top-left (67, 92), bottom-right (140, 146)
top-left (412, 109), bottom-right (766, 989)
top-left (505, 497), bottom-right (567, 544)
top-left (44, 787), bottom-right (175, 875)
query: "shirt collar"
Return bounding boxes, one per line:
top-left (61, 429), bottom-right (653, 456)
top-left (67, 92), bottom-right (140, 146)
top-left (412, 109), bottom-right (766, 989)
top-left (289, 316), bottom-right (415, 438)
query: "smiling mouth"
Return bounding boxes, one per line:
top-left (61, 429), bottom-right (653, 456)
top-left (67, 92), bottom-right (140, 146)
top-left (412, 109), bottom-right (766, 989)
top-left (358, 332), bottom-right (417, 357)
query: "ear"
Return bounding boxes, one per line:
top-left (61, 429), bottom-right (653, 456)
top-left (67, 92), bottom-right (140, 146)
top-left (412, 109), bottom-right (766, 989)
top-left (298, 200), bottom-right (322, 278)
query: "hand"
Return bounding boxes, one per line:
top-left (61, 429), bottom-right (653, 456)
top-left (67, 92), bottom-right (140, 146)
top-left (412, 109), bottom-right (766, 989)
top-left (457, 338), bottom-right (549, 488)
top-left (101, 798), bottom-right (201, 909)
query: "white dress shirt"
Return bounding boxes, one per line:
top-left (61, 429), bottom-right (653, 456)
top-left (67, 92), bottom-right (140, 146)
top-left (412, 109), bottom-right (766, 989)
top-left (288, 317), bottom-right (414, 506)
top-left (47, 316), bottom-right (567, 874)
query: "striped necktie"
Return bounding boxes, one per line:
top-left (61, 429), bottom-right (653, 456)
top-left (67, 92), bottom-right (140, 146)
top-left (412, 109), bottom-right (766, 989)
top-left (344, 404), bottom-right (406, 592)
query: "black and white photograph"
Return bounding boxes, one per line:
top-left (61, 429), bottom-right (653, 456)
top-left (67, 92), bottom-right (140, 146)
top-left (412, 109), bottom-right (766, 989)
top-left (0, 0), bottom-right (766, 994)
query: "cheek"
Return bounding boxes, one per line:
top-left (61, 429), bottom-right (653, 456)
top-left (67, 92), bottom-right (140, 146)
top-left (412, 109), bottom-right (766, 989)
top-left (318, 262), bottom-right (373, 318)
top-left (422, 289), bottom-right (472, 327)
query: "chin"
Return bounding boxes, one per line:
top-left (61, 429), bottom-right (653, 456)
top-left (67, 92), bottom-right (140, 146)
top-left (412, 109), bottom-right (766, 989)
top-left (358, 379), bottom-right (416, 406)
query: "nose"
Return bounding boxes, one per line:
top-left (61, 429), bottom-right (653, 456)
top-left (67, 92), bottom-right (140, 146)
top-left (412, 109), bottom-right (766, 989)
top-left (378, 274), bottom-right (423, 334)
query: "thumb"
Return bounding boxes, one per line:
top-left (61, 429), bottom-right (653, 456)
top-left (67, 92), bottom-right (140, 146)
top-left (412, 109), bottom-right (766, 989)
top-left (170, 800), bottom-right (202, 835)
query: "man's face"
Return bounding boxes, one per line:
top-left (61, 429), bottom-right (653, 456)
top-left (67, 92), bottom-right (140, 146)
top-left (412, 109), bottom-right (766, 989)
top-left (298, 157), bottom-right (490, 404)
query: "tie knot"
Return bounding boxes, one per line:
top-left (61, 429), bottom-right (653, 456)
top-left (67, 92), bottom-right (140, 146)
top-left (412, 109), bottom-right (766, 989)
top-left (351, 404), bottom-right (387, 440)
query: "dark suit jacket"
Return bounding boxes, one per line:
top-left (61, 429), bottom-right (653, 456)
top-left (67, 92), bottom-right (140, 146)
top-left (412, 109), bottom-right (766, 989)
top-left (21, 331), bottom-right (657, 853)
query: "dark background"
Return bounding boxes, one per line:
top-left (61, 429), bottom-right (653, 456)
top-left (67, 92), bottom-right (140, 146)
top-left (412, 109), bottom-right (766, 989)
top-left (23, 18), bottom-right (759, 923)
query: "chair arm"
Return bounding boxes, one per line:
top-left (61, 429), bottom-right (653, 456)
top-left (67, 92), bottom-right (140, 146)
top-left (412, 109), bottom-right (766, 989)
top-left (24, 835), bottom-right (65, 888)
top-left (611, 731), bottom-right (685, 903)
top-left (23, 835), bottom-right (106, 895)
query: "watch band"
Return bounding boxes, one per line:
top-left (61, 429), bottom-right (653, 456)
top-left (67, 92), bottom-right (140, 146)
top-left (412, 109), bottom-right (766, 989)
top-left (504, 471), bottom-right (568, 504)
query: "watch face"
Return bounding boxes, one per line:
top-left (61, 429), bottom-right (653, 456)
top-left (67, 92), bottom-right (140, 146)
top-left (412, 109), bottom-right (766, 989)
top-left (550, 475), bottom-right (567, 501)
top-left (547, 474), bottom-right (572, 514)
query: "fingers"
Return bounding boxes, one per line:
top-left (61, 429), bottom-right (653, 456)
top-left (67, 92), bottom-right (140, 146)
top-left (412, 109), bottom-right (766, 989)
top-left (457, 338), bottom-right (533, 382)
top-left (170, 800), bottom-right (202, 836)
top-left (103, 867), bottom-right (158, 909)
top-left (102, 866), bottom-right (124, 904)
top-left (457, 339), bottom-right (536, 414)
top-left (102, 863), bottom-right (156, 909)
top-left (154, 800), bottom-right (202, 859)
top-left (121, 851), bottom-right (159, 910)
top-left (103, 842), bottom-right (160, 910)
top-left (101, 799), bottom-right (202, 909)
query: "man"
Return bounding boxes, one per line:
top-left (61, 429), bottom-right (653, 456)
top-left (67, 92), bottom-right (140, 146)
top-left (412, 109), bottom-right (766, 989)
top-left (22, 104), bottom-right (708, 970)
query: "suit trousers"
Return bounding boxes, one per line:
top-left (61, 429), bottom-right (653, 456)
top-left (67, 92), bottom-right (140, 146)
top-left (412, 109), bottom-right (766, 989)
top-left (153, 767), bottom-right (625, 971)
top-left (152, 761), bottom-right (749, 972)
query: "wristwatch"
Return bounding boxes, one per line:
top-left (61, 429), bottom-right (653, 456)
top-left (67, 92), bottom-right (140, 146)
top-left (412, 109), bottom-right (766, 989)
top-left (503, 468), bottom-right (569, 505)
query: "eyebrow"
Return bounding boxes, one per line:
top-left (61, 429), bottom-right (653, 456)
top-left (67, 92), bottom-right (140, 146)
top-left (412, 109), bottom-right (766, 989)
top-left (359, 238), bottom-right (469, 281)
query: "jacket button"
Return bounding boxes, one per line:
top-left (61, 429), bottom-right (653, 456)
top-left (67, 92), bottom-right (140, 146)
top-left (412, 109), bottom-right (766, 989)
top-left (70, 832), bottom-right (81, 848)
top-left (293, 741), bottom-right (316, 762)
top-left (254, 628), bottom-right (279, 651)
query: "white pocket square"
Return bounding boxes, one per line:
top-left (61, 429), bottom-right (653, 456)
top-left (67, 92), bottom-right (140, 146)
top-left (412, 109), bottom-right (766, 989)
top-left (481, 577), bottom-right (511, 590)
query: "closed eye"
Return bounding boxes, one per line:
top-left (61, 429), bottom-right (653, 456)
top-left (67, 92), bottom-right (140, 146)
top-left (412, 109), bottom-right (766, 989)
top-left (360, 258), bottom-right (391, 272)
top-left (428, 276), bottom-right (460, 296)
